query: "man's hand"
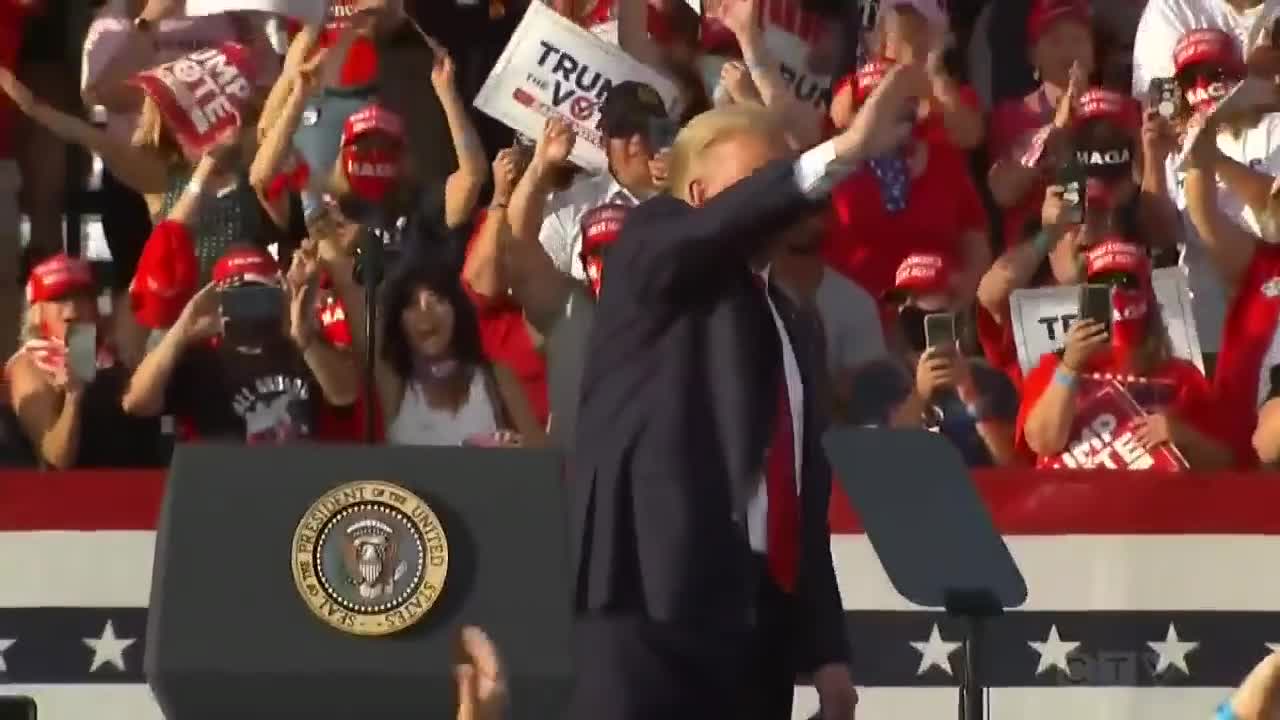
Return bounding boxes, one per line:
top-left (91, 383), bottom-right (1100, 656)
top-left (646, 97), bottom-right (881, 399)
top-left (536, 117), bottom-right (576, 167)
top-left (174, 282), bottom-right (224, 345)
top-left (721, 61), bottom-right (762, 105)
top-left (834, 64), bottom-right (929, 162)
top-left (813, 663), bottom-right (858, 720)
top-left (455, 626), bottom-right (507, 720)
top-left (915, 346), bottom-right (957, 399)
top-left (711, 0), bottom-right (758, 39)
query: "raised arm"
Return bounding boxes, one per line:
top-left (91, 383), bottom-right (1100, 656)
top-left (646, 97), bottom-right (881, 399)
top-left (1182, 126), bottom-right (1258, 291)
top-left (427, 37), bottom-right (489, 230)
top-left (630, 63), bottom-right (927, 300)
top-left (80, 0), bottom-right (181, 112)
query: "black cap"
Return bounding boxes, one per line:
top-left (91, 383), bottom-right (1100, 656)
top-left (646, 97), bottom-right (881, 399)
top-left (597, 81), bottom-right (669, 139)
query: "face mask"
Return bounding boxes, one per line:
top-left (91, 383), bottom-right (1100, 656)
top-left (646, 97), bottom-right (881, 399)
top-left (1110, 287), bottom-right (1152, 367)
top-left (897, 305), bottom-right (928, 353)
top-left (1076, 143), bottom-right (1134, 180)
top-left (342, 145), bottom-right (401, 203)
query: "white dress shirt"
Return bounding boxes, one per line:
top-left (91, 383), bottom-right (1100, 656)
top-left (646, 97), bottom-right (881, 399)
top-left (747, 268), bottom-right (806, 554)
top-left (538, 173), bottom-right (644, 280)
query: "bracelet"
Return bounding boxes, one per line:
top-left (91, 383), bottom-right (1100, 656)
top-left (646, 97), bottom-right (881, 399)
top-left (1053, 366), bottom-right (1078, 390)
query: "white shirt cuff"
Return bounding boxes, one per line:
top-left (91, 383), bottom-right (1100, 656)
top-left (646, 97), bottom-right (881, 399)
top-left (793, 139), bottom-right (861, 199)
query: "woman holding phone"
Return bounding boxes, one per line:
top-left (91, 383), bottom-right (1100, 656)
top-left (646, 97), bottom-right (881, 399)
top-left (1016, 240), bottom-right (1233, 469)
top-left (6, 255), bottom-right (161, 469)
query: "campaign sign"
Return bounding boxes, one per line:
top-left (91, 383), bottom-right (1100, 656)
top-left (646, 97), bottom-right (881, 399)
top-left (1008, 268), bottom-right (1205, 375)
top-left (699, 0), bottom-right (832, 112)
top-left (185, 0), bottom-right (329, 26)
top-left (1039, 380), bottom-right (1190, 470)
top-left (131, 43), bottom-right (257, 161)
top-left (474, 1), bottom-right (680, 172)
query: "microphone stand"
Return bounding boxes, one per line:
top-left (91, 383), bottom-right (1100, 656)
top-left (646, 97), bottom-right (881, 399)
top-left (358, 221), bottom-right (384, 445)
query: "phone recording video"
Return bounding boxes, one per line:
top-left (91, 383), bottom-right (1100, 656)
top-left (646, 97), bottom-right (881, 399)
top-left (221, 285), bottom-right (284, 323)
top-left (1055, 160), bottom-right (1086, 225)
top-left (1078, 284), bottom-right (1113, 333)
top-left (66, 323), bottom-right (97, 385)
top-left (1147, 77), bottom-right (1183, 120)
top-left (924, 312), bottom-right (957, 353)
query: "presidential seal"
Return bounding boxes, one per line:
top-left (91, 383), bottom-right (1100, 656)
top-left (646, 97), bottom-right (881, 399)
top-left (291, 481), bottom-right (449, 636)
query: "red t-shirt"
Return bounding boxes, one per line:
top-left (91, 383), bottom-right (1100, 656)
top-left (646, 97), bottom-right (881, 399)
top-left (1212, 244), bottom-right (1280, 464)
top-left (975, 304), bottom-right (1024, 390)
top-left (988, 92), bottom-right (1054, 247)
top-left (0, 1), bottom-right (37, 160)
top-left (822, 129), bottom-right (987, 303)
top-left (462, 211), bottom-right (550, 427)
top-left (1014, 350), bottom-right (1220, 464)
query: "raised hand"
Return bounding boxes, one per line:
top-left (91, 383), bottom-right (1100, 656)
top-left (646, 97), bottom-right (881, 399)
top-left (837, 64), bottom-right (930, 161)
top-left (536, 117), bottom-right (576, 166)
top-left (286, 244), bottom-right (322, 349)
top-left (721, 61), bottom-right (761, 104)
top-left (1053, 61), bottom-right (1086, 130)
top-left (429, 38), bottom-right (457, 93)
top-left (491, 148), bottom-right (521, 206)
top-left (175, 282), bottom-right (224, 344)
top-left (454, 626), bottom-right (507, 720)
top-left (711, 0), bottom-right (758, 38)
top-left (1061, 318), bottom-right (1109, 373)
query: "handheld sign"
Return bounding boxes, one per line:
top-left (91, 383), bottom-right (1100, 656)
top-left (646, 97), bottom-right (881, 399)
top-left (1039, 380), bottom-right (1190, 470)
top-left (1008, 268), bottom-right (1204, 376)
top-left (473, 1), bottom-right (680, 172)
top-left (185, 0), bottom-right (329, 26)
top-left (131, 43), bottom-right (258, 161)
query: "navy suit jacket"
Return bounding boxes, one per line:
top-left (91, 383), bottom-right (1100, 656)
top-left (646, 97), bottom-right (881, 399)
top-left (569, 159), bottom-right (848, 672)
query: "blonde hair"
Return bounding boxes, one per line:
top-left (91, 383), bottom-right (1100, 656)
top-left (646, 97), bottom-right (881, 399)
top-left (131, 96), bottom-right (185, 167)
top-left (665, 105), bottom-right (785, 202)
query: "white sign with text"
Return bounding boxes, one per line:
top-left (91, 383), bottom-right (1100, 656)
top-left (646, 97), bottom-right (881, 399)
top-left (474, 1), bottom-right (680, 172)
top-left (1008, 268), bottom-right (1205, 375)
top-left (185, 0), bottom-right (328, 26)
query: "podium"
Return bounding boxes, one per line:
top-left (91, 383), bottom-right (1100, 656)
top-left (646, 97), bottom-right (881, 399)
top-left (144, 444), bottom-right (573, 720)
top-left (823, 428), bottom-right (1027, 720)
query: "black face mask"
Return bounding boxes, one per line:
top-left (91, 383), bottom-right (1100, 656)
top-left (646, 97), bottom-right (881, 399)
top-left (1075, 142), bottom-right (1135, 180)
top-left (898, 305), bottom-right (929, 353)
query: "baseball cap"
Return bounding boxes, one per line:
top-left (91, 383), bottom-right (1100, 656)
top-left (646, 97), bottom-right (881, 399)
top-left (1074, 88), bottom-right (1141, 131)
top-left (1174, 28), bottom-right (1245, 77)
top-left (597, 81), bottom-right (669, 140)
top-left (1026, 0), bottom-right (1092, 47)
top-left (212, 247), bottom-right (280, 286)
top-left (26, 254), bottom-right (95, 304)
top-left (342, 104), bottom-right (405, 147)
top-left (884, 253), bottom-right (952, 302)
top-left (879, 0), bottom-right (947, 29)
top-left (1085, 239), bottom-right (1150, 282)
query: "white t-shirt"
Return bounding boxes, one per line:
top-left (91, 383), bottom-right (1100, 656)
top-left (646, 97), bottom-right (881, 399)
top-left (1132, 0), bottom-right (1280, 96)
top-left (538, 173), bottom-right (642, 281)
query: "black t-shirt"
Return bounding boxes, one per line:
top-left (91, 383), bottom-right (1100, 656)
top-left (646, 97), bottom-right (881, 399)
top-left (166, 340), bottom-right (322, 445)
top-left (847, 356), bottom-right (1019, 467)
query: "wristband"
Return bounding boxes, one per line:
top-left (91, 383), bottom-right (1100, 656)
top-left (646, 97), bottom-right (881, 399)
top-left (1053, 366), bottom-right (1078, 390)
top-left (184, 178), bottom-right (206, 198)
top-left (1215, 701), bottom-right (1239, 720)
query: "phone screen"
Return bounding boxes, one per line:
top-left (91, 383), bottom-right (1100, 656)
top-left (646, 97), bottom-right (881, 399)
top-left (1147, 77), bottom-right (1181, 120)
top-left (1078, 284), bottom-right (1113, 332)
top-left (220, 285), bottom-right (285, 324)
top-left (66, 323), bottom-right (97, 384)
top-left (924, 312), bottom-right (957, 351)
top-left (1055, 161), bottom-right (1086, 224)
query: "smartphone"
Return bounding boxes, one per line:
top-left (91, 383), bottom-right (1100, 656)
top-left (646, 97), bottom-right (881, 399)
top-left (645, 116), bottom-right (679, 153)
top-left (0, 696), bottom-right (36, 720)
top-left (66, 323), bottom-right (97, 385)
top-left (924, 312), bottom-right (957, 352)
top-left (1268, 364), bottom-right (1280, 401)
top-left (1055, 160), bottom-right (1087, 225)
top-left (1078, 283), bottom-right (1113, 332)
top-left (1272, 16), bottom-right (1280, 47)
top-left (220, 285), bottom-right (285, 324)
top-left (1147, 77), bottom-right (1182, 120)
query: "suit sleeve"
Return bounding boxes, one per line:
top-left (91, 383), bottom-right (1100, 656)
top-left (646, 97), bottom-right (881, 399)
top-left (622, 159), bottom-right (824, 301)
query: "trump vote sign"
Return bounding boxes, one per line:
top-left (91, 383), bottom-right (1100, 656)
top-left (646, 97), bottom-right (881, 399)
top-left (1008, 268), bottom-right (1205, 375)
top-left (473, 1), bottom-right (679, 172)
top-left (130, 42), bottom-right (257, 161)
top-left (1039, 380), bottom-right (1190, 471)
top-left (184, 0), bottom-right (329, 26)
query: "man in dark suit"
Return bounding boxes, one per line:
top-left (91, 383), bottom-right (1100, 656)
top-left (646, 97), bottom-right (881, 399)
top-left (567, 14), bottom-right (928, 718)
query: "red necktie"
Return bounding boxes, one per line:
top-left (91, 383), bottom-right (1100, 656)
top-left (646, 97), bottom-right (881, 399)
top-left (760, 277), bottom-right (800, 593)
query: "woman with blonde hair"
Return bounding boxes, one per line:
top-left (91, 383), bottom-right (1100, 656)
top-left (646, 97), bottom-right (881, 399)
top-left (6, 255), bottom-right (161, 469)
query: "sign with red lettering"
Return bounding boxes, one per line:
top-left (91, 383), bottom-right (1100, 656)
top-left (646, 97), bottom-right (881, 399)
top-left (131, 43), bottom-right (258, 161)
top-left (1039, 381), bottom-right (1190, 471)
top-left (185, 0), bottom-right (328, 27)
top-left (474, 1), bottom-right (679, 172)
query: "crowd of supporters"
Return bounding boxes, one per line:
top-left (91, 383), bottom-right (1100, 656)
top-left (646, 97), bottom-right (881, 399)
top-left (0, 0), bottom-right (1279, 473)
